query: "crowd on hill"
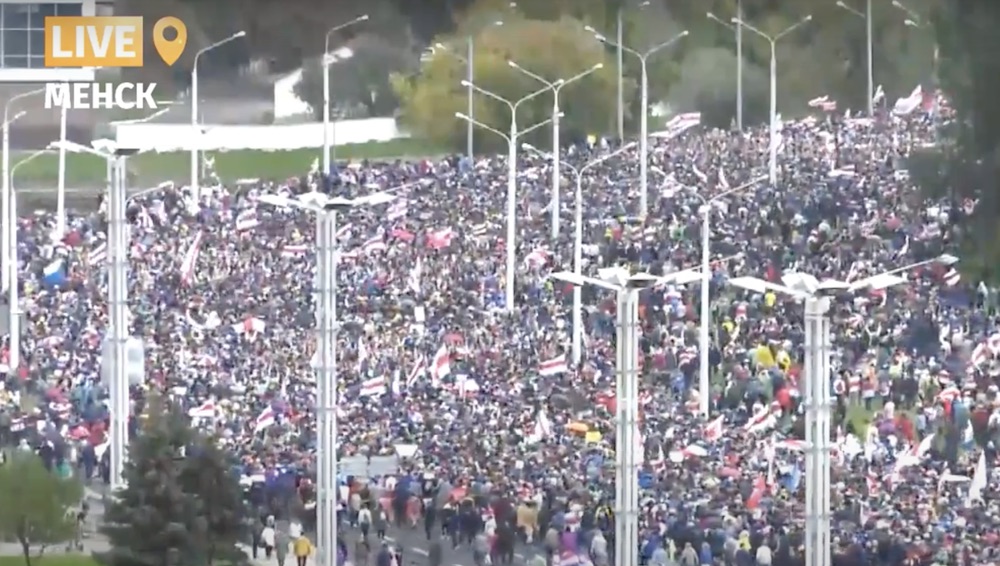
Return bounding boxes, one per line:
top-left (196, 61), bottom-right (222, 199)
top-left (3, 94), bottom-right (1000, 566)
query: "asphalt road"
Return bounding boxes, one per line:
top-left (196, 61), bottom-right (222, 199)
top-left (352, 522), bottom-right (546, 566)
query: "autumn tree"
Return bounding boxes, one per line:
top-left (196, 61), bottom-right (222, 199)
top-left (393, 16), bottom-right (632, 152)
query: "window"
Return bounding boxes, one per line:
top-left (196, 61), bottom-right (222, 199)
top-left (0, 4), bottom-right (82, 68)
top-left (2, 4), bottom-right (36, 28)
top-left (3, 30), bottom-right (27, 57)
top-left (2, 55), bottom-right (28, 68)
top-left (56, 3), bottom-right (82, 17)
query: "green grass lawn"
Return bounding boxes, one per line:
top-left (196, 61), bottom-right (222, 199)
top-left (11, 138), bottom-right (449, 188)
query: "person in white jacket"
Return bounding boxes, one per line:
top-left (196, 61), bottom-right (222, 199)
top-left (260, 524), bottom-right (276, 559)
top-left (756, 543), bottom-right (773, 566)
top-left (358, 506), bottom-right (373, 539)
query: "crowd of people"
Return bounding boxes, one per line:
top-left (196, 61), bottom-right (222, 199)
top-left (2, 88), bottom-right (999, 566)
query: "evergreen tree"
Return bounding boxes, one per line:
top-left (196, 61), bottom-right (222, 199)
top-left (99, 396), bottom-right (248, 566)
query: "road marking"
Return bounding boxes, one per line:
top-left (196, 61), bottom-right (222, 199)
top-left (412, 548), bottom-right (429, 556)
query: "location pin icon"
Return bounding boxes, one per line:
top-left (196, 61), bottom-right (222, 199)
top-left (153, 17), bottom-right (187, 66)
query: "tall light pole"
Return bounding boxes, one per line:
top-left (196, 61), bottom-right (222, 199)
top-left (191, 30), bottom-right (246, 199)
top-left (523, 142), bottom-right (638, 364)
top-left (836, 0), bottom-right (874, 116)
top-left (508, 61), bottom-right (603, 239)
top-left (5, 149), bottom-right (47, 373)
top-left (324, 15), bottom-right (369, 175)
top-left (549, 267), bottom-right (693, 565)
top-left (586, 29), bottom-right (688, 219)
top-left (433, 21), bottom-right (505, 165)
top-left (456, 80), bottom-right (559, 310)
top-left (257, 190), bottom-right (394, 566)
top-left (733, 16), bottom-right (812, 185)
top-left (52, 140), bottom-right (139, 491)
top-left (707, 5), bottom-right (745, 130)
top-left (689, 175), bottom-right (766, 416)
top-left (3, 87), bottom-right (43, 294)
top-left (728, 253), bottom-right (958, 566)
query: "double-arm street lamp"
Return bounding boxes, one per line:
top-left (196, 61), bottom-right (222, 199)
top-left (730, 16), bottom-right (812, 185)
top-left (456, 80), bottom-right (560, 310)
top-left (585, 28), bottom-right (688, 219)
top-left (508, 61), bottom-right (603, 239)
top-left (727, 253), bottom-right (958, 566)
top-left (256, 190), bottom-right (394, 566)
top-left (523, 142), bottom-right (637, 364)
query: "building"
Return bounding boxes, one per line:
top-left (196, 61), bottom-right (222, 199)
top-left (0, 0), bottom-right (97, 82)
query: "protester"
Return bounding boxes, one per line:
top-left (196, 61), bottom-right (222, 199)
top-left (2, 97), bottom-right (997, 566)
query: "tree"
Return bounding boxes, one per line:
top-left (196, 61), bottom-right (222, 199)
top-left (393, 16), bottom-right (633, 152)
top-left (907, 0), bottom-right (1000, 283)
top-left (99, 403), bottom-right (247, 566)
top-left (296, 34), bottom-right (419, 120)
top-left (669, 47), bottom-right (769, 129)
top-left (0, 452), bottom-right (83, 566)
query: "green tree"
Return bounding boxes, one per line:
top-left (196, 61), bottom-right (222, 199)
top-left (907, 0), bottom-right (1000, 283)
top-left (669, 47), bottom-right (769, 128)
top-left (393, 16), bottom-right (633, 152)
top-left (0, 453), bottom-right (83, 566)
top-left (99, 403), bottom-right (247, 566)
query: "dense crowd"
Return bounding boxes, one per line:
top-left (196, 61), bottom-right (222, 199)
top-left (2, 90), bottom-right (1000, 566)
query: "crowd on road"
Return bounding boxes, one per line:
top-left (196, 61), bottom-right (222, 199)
top-left (3, 91), bottom-right (1000, 566)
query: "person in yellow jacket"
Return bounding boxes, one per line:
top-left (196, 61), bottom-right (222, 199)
top-left (293, 535), bottom-right (313, 566)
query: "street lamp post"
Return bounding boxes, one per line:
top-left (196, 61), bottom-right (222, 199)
top-left (456, 80), bottom-right (560, 310)
top-left (508, 61), bottom-right (603, 239)
top-left (191, 31), bottom-right (246, 199)
top-left (548, 267), bottom-right (701, 565)
top-left (324, 15), bottom-right (369, 175)
top-left (433, 22), bottom-right (504, 165)
top-left (728, 253), bottom-right (958, 566)
top-left (732, 16), bottom-right (812, 185)
top-left (706, 4), bottom-right (745, 130)
top-left (6, 149), bottom-right (48, 373)
top-left (257, 190), bottom-right (394, 566)
top-left (523, 142), bottom-right (638, 364)
top-left (586, 30), bottom-right (688, 219)
top-left (51, 140), bottom-right (139, 491)
top-left (893, 1), bottom-right (939, 139)
top-left (836, 0), bottom-right (874, 116)
top-left (3, 87), bottom-right (44, 293)
top-left (689, 175), bottom-right (767, 416)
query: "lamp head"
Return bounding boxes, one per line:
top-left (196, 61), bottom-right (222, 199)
top-left (460, 80), bottom-right (472, 87)
top-left (234, 30), bottom-right (247, 38)
top-left (592, 62), bottom-right (604, 70)
top-left (803, 14), bottom-right (813, 21)
top-left (680, 30), bottom-right (690, 37)
top-left (594, 34), bottom-right (608, 42)
top-left (359, 14), bottom-right (370, 21)
top-left (455, 112), bottom-right (468, 120)
top-left (836, 1), bottom-right (847, 6)
top-left (584, 25), bottom-right (596, 33)
top-left (507, 60), bottom-right (519, 69)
